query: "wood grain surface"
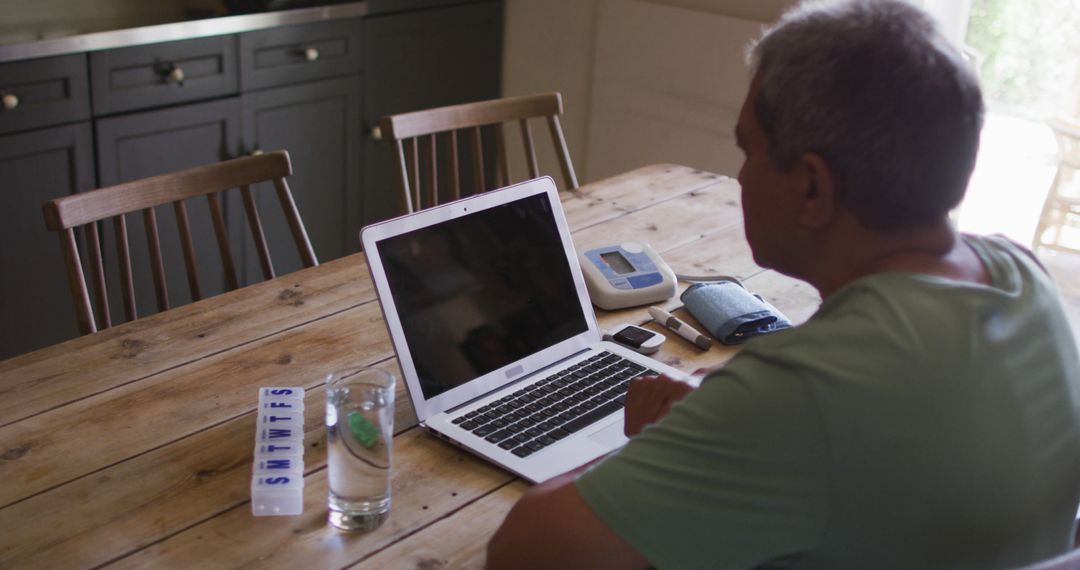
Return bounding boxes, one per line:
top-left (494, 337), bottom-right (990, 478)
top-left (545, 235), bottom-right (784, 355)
top-left (0, 164), bottom-right (820, 568)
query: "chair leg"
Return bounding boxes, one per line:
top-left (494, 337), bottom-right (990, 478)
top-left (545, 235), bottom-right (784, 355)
top-left (58, 228), bottom-right (96, 335)
top-left (1034, 165), bottom-right (1068, 250)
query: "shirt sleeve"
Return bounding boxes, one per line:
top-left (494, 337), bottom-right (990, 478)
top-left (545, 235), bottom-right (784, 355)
top-left (575, 348), bottom-right (832, 570)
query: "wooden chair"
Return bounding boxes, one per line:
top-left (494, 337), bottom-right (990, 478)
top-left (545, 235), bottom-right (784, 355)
top-left (1034, 117), bottom-right (1080, 253)
top-left (42, 150), bottom-right (318, 335)
top-left (379, 92), bottom-right (579, 214)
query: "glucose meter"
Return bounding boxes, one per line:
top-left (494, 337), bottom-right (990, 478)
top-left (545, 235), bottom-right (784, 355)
top-left (603, 324), bottom-right (666, 354)
top-left (579, 241), bottom-right (676, 310)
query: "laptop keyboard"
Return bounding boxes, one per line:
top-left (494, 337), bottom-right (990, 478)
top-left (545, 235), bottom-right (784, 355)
top-left (450, 351), bottom-right (658, 459)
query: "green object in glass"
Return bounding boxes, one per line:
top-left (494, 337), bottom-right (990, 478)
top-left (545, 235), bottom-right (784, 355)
top-left (348, 411), bottom-right (379, 449)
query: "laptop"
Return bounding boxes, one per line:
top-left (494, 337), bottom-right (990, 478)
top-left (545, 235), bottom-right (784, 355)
top-left (361, 176), bottom-right (694, 483)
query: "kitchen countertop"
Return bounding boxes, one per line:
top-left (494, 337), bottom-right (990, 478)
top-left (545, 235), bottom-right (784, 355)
top-left (0, 1), bottom-right (367, 64)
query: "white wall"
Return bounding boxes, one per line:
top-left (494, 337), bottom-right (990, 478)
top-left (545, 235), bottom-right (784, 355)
top-left (501, 0), bottom-right (797, 185)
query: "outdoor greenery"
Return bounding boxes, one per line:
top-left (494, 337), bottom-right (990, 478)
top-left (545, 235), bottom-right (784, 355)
top-left (966, 0), bottom-right (1080, 119)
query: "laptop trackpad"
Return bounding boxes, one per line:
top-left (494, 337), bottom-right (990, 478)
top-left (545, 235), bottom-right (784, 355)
top-left (588, 420), bottom-right (628, 449)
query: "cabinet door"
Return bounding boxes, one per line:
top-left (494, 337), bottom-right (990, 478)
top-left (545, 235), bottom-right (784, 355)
top-left (95, 98), bottom-right (241, 322)
top-left (0, 123), bottom-right (94, 360)
top-left (363, 0), bottom-right (503, 224)
top-left (240, 74), bottom-right (362, 280)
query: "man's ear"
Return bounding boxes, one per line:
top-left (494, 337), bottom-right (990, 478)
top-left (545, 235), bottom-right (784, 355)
top-left (793, 152), bottom-right (836, 228)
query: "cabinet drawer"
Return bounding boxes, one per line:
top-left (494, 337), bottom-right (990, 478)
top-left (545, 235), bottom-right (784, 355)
top-left (90, 35), bottom-right (239, 115)
top-left (0, 54), bottom-right (90, 135)
top-left (240, 18), bottom-right (363, 91)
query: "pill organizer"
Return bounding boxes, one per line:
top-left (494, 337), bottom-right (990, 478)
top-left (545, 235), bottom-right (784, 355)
top-left (252, 386), bottom-right (305, 516)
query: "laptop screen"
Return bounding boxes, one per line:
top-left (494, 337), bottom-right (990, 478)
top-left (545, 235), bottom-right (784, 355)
top-left (376, 192), bottom-right (589, 400)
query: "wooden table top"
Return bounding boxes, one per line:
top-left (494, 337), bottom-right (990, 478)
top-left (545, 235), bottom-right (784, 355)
top-left (0, 164), bottom-right (820, 569)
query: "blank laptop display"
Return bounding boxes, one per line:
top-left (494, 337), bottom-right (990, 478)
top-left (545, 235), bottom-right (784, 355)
top-left (377, 192), bottom-right (588, 399)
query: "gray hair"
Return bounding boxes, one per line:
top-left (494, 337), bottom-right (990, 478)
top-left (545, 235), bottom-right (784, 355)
top-left (748, 0), bottom-right (984, 231)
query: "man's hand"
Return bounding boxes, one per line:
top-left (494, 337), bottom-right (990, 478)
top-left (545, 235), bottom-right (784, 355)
top-left (624, 374), bottom-right (695, 437)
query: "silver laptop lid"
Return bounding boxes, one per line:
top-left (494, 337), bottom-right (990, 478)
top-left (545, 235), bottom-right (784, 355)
top-left (361, 177), bottom-right (602, 422)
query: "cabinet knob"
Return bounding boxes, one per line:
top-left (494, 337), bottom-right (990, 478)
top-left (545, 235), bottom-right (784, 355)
top-left (303, 47), bottom-right (320, 62)
top-left (1, 93), bottom-right (18, 110)
top-left (370, 125), bottom-right (382, 141)
top-left (165, 65), bottom-right (185, 86)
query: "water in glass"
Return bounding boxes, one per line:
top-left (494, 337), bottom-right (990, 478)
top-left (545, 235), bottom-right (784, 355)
top-left (326, 369), bottom-right (394, 531)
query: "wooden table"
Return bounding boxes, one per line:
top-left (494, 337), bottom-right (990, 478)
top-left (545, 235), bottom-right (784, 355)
top-left (0, 165), bottom-right (820, 568)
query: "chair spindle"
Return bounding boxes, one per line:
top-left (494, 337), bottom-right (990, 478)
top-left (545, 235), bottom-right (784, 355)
top-left (427, 133), bottom-right (438, 208)
top-left (59, 227), bottom-right (96, 335)
top-left (87, 222), bottom-right (111, 329)
top-left (173, 201), bottom-right (203, 302)
top-left (408, 138), bottom-right (421, 210)
top-left (206, 192), bottom-right (239, 290)
top-left (142, 208), bottom-right (170, 312)
top-left (449, 130), bottom-right (461, 201)
top-left (114, 214), bottom-right (137, 321)
top-left (472, 126), bottom-right (485, 193)
top-left (547, 115), bottom-right (579, 190)
top-left (519, 118), bottom-right (540, 179)
top-left (272, 177), bottom-right (318, 269)
top-left (241, 184), bottom-right (276, 280)
top-left (393, 139), bottom-right (414, 213)
top-left (496, 123), bottom-right (510, 186)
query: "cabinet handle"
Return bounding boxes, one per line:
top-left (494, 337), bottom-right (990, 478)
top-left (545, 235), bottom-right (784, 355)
top-left (1, 93), bottom-right (18, 110)
top-left (370, 125), bottom-right (382, 141)
top-left (303, 47), bottom-right (320, 62)
top-left (165, 65), bottom-right (185, 86)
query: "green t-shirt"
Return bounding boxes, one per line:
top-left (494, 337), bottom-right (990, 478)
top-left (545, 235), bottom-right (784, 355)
top-left (576, 235), bottom-right (1080, 569)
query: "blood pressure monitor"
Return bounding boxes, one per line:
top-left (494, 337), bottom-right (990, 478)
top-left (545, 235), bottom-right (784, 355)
top-left (579, 241), bottom-right (676, 310)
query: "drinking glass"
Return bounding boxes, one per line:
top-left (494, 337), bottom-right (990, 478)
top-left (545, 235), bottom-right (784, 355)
top-left (325, 367), bottom-right (395, 531)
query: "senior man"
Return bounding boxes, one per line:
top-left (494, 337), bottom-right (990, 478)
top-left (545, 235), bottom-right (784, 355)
top-left (486, 0), bottom-right (1080, 568)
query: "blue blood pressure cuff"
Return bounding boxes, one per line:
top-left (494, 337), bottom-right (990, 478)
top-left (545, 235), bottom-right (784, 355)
top-left (681, 281), bottom-right (792, 345)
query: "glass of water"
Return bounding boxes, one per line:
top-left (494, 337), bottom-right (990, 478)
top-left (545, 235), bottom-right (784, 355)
top-left (325, 367), bottom-right (395, 531)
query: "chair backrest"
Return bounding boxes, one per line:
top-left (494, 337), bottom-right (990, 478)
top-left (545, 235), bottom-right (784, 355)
top-left (42, 150), bottom-right (318, 335)
top-left (1049, 117), bottom-right (1080, 168)
top-left (379, 92), bottom-right (579, 214)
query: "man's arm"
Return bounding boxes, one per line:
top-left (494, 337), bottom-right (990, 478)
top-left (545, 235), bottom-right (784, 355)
top-left (487, 374), bottom-right (696, 569)
top-left (486, 461), bottom-right (649, 570)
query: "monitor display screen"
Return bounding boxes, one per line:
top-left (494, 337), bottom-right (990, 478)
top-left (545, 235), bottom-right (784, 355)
top-left (377, 193), bottom-right (589, 400)
top-left (600, 250), bottom-right (635, 274)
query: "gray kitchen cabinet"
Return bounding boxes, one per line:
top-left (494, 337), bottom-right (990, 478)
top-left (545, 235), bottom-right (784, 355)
top-left (239, 75), bottom-right (362, 280)
top-left (0, 1), bottom-right (502, 361)
top-left (89, 35), bottom-right (239, 116)
top-left (0, 123), bottom-right (95, 359)
top-left (95, 98), bottom-right (243, 322)
top-left (239, 18), bottom-right (363, 92)
top-left (363, 0), bottom-right (503, 222)
top-left (0, 54), bottom-right (90, 135)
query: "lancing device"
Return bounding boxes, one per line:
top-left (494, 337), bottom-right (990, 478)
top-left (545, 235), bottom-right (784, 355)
top-left (648, 306), bottom-right (712, 350)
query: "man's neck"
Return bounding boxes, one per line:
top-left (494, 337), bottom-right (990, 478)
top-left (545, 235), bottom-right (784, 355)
top-left (800, 218), bottom-right (989, 299)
